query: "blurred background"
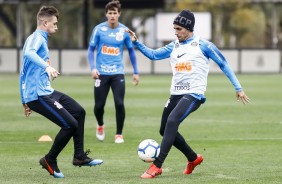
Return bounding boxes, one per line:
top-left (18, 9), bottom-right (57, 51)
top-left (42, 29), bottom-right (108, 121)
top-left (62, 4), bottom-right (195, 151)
top-left (0, 0), bottom-right (281, 74)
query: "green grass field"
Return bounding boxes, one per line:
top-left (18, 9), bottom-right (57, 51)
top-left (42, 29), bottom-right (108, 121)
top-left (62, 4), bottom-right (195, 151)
top-left (0, 74), bottom-right (282, 184)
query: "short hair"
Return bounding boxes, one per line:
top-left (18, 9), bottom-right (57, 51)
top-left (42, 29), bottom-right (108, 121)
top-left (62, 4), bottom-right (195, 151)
top-left (37, 6), bottom-right (59, 23)
top-left (105, 0), bottom-right (121, 13)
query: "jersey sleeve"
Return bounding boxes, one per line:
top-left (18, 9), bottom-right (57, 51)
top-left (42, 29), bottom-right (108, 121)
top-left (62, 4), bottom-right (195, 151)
top-left (133, 40), bottom-right (173, 60)
top-left (24, 36), bottom-right (48, 69)
top-left (88, 26), bottom-right (99, 70)
top-left (200, 39), bottom-right (242, 91)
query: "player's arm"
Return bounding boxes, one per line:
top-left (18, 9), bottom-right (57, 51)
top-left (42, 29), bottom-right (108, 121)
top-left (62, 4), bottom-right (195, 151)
top-left (127, 47), bottom-right (139, 85)
top-left (88, 27), bottom-right (99, 79)
top-left (24, 38), bottom-right (59, 81)
top-left (127, 29), bottom-right (172, 60)
top-left (200, 40), bottom-right (250, 104)
top-left (125, 31), bottom-right (139, 85)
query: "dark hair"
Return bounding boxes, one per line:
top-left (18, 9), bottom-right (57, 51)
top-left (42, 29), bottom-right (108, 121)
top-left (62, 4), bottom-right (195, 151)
top-left (105, 0), bottom-right (121, 13)
top-left (37, 6), bottom-right (59, 20)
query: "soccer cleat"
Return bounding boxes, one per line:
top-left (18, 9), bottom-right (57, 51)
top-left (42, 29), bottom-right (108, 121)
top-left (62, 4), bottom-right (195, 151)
top-left (183, 154), bottom-right (203, 174)
top-left (73, 149), bottom-right (103, 167)
top-left (141, 163), bottom-right (162, 179)
top-left (96, 125), bottom-right (105, 141)
top-left (114, 134), bottom-right (124, 143)
top-left (39, 157), bottom-right (64, 178)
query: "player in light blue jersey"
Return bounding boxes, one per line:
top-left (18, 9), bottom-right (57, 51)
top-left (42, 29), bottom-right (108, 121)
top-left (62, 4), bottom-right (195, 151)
top-left (127, 10), bottom-right (250, 179)
top-left (19, 6), bottom-right (103, 179)
top-left (88, 0), bottom-right (139, 144)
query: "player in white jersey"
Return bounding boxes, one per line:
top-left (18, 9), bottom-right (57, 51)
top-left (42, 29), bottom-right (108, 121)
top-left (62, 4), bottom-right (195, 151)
top-left (88, 0), bottom-right (139, 144)
top-left (127, 10), bottom-right (250, 179)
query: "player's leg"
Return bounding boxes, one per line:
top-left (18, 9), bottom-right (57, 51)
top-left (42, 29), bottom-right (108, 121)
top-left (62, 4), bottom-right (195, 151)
top-left (52, 90), bottom-right (86, 156)
top-left (53, 90), bottom-right (103, 167)
top-left (94, 75), bottom-right (110, 141)
top-left (27, 93), bottom-right (81, 178)
top-left (160, 95), bottom-right (197, 158)
top-left (142, 94), bottom-right (202, 178)
top-left (110, 74), bottom-right (125, 143)
top-left (141, 95), bottom-right (181, 178)
top-left (158, 95), bottom-right (202, 165)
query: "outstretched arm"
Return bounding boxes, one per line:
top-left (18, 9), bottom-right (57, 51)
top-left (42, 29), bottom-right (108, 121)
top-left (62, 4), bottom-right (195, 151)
top-left (200, 40), bottom-right (250, 105)
top-left (126, 29), bottom-right (172, 60)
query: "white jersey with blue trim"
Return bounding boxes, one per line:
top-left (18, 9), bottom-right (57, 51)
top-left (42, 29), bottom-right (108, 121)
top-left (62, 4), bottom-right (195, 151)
top-left (133, 34), bottom-right (242, 96)
top-left (89, 22), bottom-right (133, 75)
top-left (170, 36), bottom-right (209, 95)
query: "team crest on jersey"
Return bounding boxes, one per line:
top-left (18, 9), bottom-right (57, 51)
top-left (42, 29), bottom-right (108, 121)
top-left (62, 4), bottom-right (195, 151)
top-left (116, 28), bottom-right (125, 41)
top-left (95, 79), bottom-right (101, 87)
top-left (175, 42), bottom-right (179, 48)
top-left (191, 42), bottom-right (198, 46)
top-left (101, 26), bottom-right (108, 31)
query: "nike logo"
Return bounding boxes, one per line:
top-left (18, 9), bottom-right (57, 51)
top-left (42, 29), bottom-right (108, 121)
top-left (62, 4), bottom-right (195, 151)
top-left (177, 53), bottom-right (186, 58)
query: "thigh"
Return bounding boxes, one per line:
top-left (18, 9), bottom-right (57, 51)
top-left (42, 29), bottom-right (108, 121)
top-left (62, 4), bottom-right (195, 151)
top-left (94, 75), bottom-right (111, 105)
top-left (169, 94), bottom-right (202, 123)
top-left (110, 74), bottom-right (125, 104)
top-left (52, 90), bottom-right (85, 119)
top-left (160, 95), bottom-right (183, 133)
top-left (27, 93), bottom-right (78, 129)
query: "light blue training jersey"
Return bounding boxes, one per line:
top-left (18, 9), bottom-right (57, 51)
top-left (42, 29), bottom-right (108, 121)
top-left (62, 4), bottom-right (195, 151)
top-left (133, 34), bottom-right (242, 99)
top-left (88, 22), bottom-right (136, 75)
top-left (20, 30), bottom-right (54, 104)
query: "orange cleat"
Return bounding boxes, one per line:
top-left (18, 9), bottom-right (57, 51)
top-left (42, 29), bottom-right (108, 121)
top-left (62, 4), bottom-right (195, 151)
top-left (183, 154), bottom-right (203, 174)
top-left (141, 163), bottom-right (162, 179)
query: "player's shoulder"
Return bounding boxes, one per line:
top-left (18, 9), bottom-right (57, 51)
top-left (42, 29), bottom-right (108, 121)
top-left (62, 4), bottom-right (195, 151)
top-left (94, 22), bottom-right (108, 31)
top-left (117, 22), bottom-right (128, 30)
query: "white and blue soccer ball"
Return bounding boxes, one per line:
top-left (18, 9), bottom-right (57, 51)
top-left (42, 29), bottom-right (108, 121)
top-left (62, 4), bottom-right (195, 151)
top-left (137, 139), bottom-right (160, 163)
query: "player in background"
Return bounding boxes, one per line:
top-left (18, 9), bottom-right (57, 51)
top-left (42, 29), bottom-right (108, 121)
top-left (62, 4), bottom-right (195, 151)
top-left (87, 0), bottom-right (139, 144)
top-left (127, 10), bottom-right (250, 179)
top-left (19, 6), bottom-right (103, 178)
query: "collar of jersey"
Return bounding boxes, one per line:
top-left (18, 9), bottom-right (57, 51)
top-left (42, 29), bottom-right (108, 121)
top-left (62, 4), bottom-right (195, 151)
top-left (35, 29), bottom-right (48, 40)
top-left (181, 34), bottom-right (195, 44)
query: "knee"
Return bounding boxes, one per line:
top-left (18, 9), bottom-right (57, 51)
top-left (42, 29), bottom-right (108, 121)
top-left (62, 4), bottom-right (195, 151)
top-left (115, 102), bottom-right (124, 109)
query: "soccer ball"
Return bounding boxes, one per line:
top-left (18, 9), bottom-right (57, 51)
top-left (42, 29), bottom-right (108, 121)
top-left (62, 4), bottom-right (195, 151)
top-left (137, 139), bottom-right (160, 163)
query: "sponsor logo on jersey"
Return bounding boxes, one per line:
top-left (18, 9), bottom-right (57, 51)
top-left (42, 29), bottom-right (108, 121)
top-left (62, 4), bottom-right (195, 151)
top-left (174, 82), bottom-right (190, 91)
top-left (177, 53), bottom-right (186, 58)
top-left (101, 64), bottom-right (118, 73)
top-left (175, 62), bottom-right (192, 72)
top-left (102, 46), bottom-right (120, 56)
top-left (109, 33), bottom-right (115, 37)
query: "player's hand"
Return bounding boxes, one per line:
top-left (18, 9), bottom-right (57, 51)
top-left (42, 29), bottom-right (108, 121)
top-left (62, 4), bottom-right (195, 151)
top-left (91, 69), bottom-right (100, 79)
top-left (126, 29), bottom-right (137, 42)
top-left (45, 66), bottom-right (60, 81)
top-left (23, 104), bottom-right (32, 117)
top-left (236, 91), bottom-right (250, 104)
top-left (132, 74), bottom-right (139, 86)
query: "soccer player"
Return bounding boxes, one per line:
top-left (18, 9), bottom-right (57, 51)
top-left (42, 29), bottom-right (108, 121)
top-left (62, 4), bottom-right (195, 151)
top-left (127, 10), bottom-right (250, 178)
top-left (19, 6), bottom-right (103, 178)
top-left (87, 0), bottom-right (139, 143)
